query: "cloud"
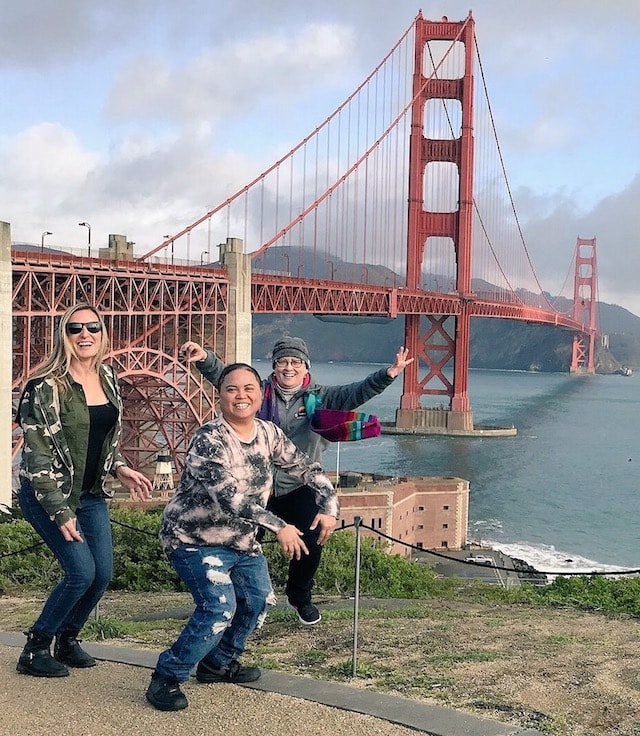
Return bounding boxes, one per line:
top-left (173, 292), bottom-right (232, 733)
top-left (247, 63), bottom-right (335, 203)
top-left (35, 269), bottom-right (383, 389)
top-left (0, 124), bottom-right (98, 226)
top-left (519, 175), bottom-right (640, 314)
top-left (106, 23), bottom-right (354, 125)
top-left (2, 0), bottom-right (640, 314)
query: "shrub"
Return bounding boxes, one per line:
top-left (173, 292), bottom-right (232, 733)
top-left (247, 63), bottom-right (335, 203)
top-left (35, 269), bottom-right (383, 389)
top-left (109, 506), bottom-right (182, 591)
top-left (263, 527), bottom-right (448, 599)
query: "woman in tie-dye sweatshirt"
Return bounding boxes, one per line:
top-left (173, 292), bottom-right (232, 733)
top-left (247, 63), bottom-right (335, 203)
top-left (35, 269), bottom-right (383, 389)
top-left (146, 363), bottom-right (337, 712)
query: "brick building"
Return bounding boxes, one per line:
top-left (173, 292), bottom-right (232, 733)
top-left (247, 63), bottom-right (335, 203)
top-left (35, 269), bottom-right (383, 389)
top-left (336, 473), bottom-right (469, 556)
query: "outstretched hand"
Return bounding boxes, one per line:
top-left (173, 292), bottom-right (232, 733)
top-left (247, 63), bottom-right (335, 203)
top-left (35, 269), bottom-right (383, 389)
top-left (180, 341), bottom-right (207, 363)
top-left (387, 346), bottom-right (414, 379)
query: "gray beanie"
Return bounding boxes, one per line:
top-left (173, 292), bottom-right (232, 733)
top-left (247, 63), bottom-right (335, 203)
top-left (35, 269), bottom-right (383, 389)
top-left (271, 337), bottom-right (311, 367)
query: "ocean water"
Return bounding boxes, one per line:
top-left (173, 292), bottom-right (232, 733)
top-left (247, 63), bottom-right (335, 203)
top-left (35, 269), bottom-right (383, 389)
top-left (284, 361), bottom-right (640, 574)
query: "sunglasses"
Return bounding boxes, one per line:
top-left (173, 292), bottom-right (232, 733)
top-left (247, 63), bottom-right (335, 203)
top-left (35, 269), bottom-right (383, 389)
top-left (66, 321), bottom-right (103, 335)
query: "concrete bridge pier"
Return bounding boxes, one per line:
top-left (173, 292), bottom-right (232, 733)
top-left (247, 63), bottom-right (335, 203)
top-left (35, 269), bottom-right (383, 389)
top-left (219, 237), bottom-right (252, 364)
top-left (392, 407), bottom-right (515, 437)
top-left (395, 407), bottom-right (474, 433)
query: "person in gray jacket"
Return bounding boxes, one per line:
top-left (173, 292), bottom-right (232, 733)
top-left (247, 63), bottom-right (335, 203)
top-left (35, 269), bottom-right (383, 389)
top-left (180, 336), bottom-right (412, 624)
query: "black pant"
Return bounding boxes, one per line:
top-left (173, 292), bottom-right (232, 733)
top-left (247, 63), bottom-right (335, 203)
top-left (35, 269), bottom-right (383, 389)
top-left (268, 486), bottom-right (323, 606)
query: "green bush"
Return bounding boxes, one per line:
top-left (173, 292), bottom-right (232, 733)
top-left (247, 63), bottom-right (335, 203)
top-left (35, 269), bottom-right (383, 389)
top-left (263, 528), bottom-right (448, 599)
top-left (3, 503), bottom-right (640, 619)
top-left (0, 512), bottom-right (58, 591)
top-left (534, 574), bottom-right (640, 617)
top-left (109, 506), bottom-right (182, 591)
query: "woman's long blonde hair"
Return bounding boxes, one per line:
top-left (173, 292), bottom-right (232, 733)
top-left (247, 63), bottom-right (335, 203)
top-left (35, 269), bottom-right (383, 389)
top-left (26, 302), bottom-right (110, 391)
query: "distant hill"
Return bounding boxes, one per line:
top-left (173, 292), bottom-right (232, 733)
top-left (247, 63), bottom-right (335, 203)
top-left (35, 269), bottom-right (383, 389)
top-left (251, 247), bottom-right (640, 373)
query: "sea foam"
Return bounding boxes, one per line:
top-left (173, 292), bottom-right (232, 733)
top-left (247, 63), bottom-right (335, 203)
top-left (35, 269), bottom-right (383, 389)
top-left (485, 539), bottom-right (633, 577)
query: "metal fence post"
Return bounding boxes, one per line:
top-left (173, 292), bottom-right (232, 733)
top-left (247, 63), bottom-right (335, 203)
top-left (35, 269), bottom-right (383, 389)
top-left (352, 515), bottom-right (362, 677)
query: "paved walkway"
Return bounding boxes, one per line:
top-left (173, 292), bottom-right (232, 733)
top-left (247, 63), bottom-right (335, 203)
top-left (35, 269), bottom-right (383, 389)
top-left (0, 631), bottom-right (543, 736)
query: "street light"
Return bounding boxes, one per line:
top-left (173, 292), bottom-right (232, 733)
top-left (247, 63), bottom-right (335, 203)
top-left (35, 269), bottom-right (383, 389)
top-left (325, 259), bottom-right (335, 280)
top-left (200, 250), bottom-right (209, 266)
top-left (78, 222), bottom-right (91, 257)
top-left (40, 231), bottom-right (52, 252)
top-left (163, 235), bottom-right (174, 264)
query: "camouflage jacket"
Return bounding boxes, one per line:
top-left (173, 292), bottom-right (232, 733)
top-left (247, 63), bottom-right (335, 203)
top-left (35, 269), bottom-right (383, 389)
top-left (17, 365), bottom-right (126, 527)
top-left (159, 416), bottom-right (338, 555)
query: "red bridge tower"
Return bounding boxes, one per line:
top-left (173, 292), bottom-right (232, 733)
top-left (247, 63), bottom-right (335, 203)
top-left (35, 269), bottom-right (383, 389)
top-left (397, 14), bottom-right (476, 432)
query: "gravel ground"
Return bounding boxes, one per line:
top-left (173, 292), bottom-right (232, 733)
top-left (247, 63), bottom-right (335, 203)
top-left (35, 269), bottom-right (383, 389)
top-left (0, 645), bottom-right (424, 736)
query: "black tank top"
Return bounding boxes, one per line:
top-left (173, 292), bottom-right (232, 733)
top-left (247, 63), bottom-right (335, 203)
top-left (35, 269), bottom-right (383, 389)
top-left (82, 402), bottom-right (118, 491)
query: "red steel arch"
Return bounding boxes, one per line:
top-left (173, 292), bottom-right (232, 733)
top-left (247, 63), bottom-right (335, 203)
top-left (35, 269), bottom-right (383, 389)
top-left (11, 249), bottom-right (228, 476)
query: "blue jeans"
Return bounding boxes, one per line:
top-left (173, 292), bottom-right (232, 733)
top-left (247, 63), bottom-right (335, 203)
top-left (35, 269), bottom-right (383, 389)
top-left (18, 480), bottom-right (113, 638)
top-left (155, 545), bottom-right (275, 683)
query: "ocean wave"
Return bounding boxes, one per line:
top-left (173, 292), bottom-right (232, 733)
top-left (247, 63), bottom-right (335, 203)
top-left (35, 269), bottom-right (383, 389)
top-left (484, 540), bottom-right (632, 576)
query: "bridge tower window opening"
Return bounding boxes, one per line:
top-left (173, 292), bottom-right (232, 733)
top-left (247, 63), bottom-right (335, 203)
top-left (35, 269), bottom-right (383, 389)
top-left (424, 98), bottom-right (462, 140)
top-left (423, 40), bottom-right (465, 80)
top-left (424, 236), bottom-right (456, 292)
top-left (424, 161), bottom-right (458, 213)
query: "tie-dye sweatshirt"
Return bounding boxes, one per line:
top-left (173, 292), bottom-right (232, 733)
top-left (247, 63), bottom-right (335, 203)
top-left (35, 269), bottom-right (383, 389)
top-left (159, 417), bottom-right (338, 555)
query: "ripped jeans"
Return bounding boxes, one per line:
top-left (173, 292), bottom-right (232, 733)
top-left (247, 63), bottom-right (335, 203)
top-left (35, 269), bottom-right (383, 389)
top-left (155, 545), bottom-right (275, 683)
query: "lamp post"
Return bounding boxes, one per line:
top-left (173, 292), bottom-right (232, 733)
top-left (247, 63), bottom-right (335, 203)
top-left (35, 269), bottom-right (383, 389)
top-left (325, 259), bottom-right (335, 280)
top-left (78, 222), bottom-right (91, 257)
top-left (40, 231), bottom-right (52, 252)
top-left (200, 250), bottom-right (208, 266)
top-left (163, 235), bottom-right (174, 264)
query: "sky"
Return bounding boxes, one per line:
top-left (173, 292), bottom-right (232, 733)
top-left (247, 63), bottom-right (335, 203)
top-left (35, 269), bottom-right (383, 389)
top-left (2, 0), bottom-right (640, 314)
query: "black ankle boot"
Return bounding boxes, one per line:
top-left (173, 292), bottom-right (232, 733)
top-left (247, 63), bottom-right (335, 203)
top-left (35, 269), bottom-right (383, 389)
top-left (17, 629), bottom-right (69, 677)
top-left (54, 632), bottom-right (96, 668)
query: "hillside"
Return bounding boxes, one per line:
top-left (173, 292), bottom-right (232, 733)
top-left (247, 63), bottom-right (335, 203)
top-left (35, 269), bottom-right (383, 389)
top-left (252, 311), bottom-right (638, 374)
top-left (251, 247), bottom-right (640, 372)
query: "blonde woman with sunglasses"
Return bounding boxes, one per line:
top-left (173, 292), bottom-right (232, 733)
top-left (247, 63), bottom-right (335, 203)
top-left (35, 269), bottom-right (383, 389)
top-left (15, 302), bottom-right (153, 678)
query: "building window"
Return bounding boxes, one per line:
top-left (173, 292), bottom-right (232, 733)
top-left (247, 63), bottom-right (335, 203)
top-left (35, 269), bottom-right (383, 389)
top-left (417, 524), bottom-right (424, 530)
top-left (416, 542), bottom-right (423, 549)
top-left (418, 505), bottom-right (425, 511)
top-left (442, 523), bottom-right (448, 529)
top-left (443, 505), bottom-right (449, 510)
top-left (441, 540), bottom-right (448, 548)
top-left (378, 518), bottom-right (382, 529)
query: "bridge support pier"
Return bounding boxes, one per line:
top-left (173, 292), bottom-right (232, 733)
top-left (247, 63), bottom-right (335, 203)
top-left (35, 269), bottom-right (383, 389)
top-left (395, 408), bottom-right (474, 433)
top-left (0, 222), bottom-right (12, 509)
top-left (219, 237), bottom-right (252, 364)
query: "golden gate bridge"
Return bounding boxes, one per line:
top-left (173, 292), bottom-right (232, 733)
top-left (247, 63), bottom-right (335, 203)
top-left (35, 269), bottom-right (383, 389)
top-left (9, 12), bottom-right (598, 476)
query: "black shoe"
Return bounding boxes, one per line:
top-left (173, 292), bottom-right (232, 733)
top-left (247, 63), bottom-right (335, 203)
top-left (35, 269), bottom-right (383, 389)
top-left (290, 602), bottom-right (321, 625)
top-left (54, 634), bottom-right (96, 668)
top-left (16, 630), bottom-right (69, 678)
top-left (146, 672), bottom-right (188, 711)
top-left (195, 659), bottom-right (261, 683)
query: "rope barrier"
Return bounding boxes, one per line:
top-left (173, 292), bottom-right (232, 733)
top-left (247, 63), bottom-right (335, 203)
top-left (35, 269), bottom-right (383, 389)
top-left (1, 514), bottom-right (639, 578)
